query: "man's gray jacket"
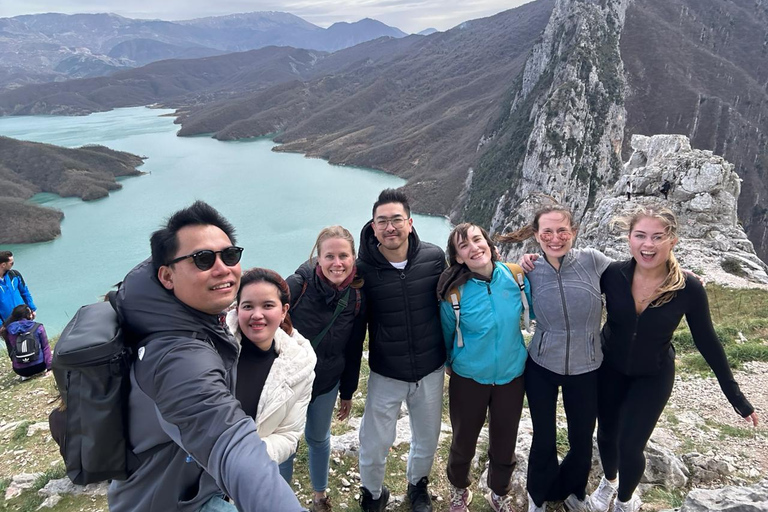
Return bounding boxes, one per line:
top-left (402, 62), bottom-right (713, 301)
top-left (526, 248), bottom-right (611, 375)
top-left (107, 260), bottom-right (303, 512)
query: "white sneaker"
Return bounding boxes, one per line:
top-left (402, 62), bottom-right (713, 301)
top-left (614, 495), bottom-right (642, 512)
top-left (564, 493), bottom-right (587, 512)
top-left (528, 493), bottom-right (546, 512)
top-left (587, 477), bottom-right (618, 512)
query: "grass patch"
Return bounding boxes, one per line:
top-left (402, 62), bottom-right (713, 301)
top-left (11, 421), bottom-right (32, 442)
top-left (680, 342), bottom-right (768, 373)
top-left (642, 486), bottom-right (686, 508)
top-left (704, 419), bottom-right (767, 441)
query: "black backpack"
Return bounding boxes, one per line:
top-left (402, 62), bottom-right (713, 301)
top-left (50, 295), bottom-right (136, 485)
top-left (51, 293), bottom-right (204, 485)
top-left (12, 323), bottom-right (41, 365)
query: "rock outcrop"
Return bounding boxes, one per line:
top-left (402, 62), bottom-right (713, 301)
top-left (579, 134), bottom-right (768, 286)
top-left (674, 479), bottom-right (768, 512)
top-left (464, 0), bottom-right (629, 233)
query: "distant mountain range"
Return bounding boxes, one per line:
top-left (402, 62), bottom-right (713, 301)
top-left (0, 11), bottom-right (407, 89)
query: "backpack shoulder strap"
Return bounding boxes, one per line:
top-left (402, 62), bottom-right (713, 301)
top-left (353, 287), bottom-right (361, 317)
top-left (449, 285), bottom-right (464, 348)
top-left (8, 269), bottom-right (24, 286)
top-left (504, 263), bottom-right (531, 331)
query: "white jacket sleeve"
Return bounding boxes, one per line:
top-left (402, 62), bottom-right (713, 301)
top-left (262, 369), bottom-right (315, 463)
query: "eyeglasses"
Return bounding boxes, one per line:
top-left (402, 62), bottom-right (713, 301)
top-left (374, 216), bottom-right (408, 229)
top-left (538, 231), bottom-right (573, 242)
top-left (167, 246), bottom-right (244, 271)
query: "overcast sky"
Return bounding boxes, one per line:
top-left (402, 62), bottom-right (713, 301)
top-left (0, 0), bottom-right (532, 34)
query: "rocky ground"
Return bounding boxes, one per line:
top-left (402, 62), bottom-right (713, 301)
top-left (1, 340), bottom-right (766, 511)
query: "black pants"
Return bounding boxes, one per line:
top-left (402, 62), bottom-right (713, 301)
top-left (15, 361), bottom-right (47, 378)
top-left (447, 372), bottom-right (525, 496)
top-left (525, 358), bottom-right (598, 506)
top-left (596, 351), bottom-right (675, 502)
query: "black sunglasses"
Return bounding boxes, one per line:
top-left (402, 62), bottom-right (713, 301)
top-left (167, 246), bottom-right (244, 271)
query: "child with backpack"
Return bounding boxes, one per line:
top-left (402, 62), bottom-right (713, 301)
top-left (2, 304), bottom-right (51, 380)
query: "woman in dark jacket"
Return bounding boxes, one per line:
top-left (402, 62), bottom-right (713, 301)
top-left (2, 304), bottom-right (51, 380)
top-left (286, 225), bottom-right (366, 512)
top-left (591, 204), bottom-right (759, 512)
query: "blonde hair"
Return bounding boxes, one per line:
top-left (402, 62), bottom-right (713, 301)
top-left (309, 225), bottom-right (356, 262)
top-left (495, 204), bottom-right (578, 244)
top-left (308, 225), bottom-right (363, 288)
top-left (611, 204), bottom-right (685, 307)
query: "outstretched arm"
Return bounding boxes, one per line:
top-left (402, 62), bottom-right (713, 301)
top-left (686, 279), bottom-right (755, 419)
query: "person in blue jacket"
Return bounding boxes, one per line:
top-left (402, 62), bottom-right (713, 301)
top-left (437, 223), bottom-right (532, 512)
top-left (0, 251), bottom-right (37, 325)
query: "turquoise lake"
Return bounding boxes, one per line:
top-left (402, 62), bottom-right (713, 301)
top-left (0, 107), bottom-right (451, 334)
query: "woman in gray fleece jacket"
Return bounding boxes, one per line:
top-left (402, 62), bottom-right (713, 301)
top-left (499, 205), bottom-right (611, 512)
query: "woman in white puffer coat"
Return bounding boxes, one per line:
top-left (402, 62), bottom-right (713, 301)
top-left (226, 267), bottom-right (316, 483)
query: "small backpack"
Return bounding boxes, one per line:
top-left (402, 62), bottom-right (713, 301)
top-left (12, 323), bottom-right (41, 365)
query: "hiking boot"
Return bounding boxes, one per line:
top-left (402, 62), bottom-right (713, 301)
top-left (449, 484), bottom-right (473, 512)
top-left (311, 495), bottom-right (332, 512)
top-left (587, 477), bottom-right (618, 512)
top-left (564, 493), bottom-right (587, 512)
top-left (614, 495), bottom-right (642, 512)
top-left (485, 491), bottom-right (515, 512)
top-left (407, 477), bottom-right (433, 512)
top-left (359, 486), bottom-right (389, 512)
top-left (528, 492), bottom-right (547, 512)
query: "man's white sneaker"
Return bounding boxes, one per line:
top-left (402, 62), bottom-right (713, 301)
top-left (564, 493), bottom-right (588, 512)
top-left (527, 493), bottom-right (546, 512)
top-left (614, 495), bottom-right (642, 512)
top-left (587, 477), bottom-right (618, 512)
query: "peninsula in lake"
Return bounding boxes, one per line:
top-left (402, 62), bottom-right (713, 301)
top-left (0, 137), bottom-right (144, 243)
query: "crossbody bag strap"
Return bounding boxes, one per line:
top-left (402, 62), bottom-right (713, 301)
top-left (311, 288), bottom-right (350, 349)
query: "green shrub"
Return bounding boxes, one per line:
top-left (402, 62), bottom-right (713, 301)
top-left (681, 342), bottom-right (768, 372)
top-left (721, 258), bottom-right (747, 277)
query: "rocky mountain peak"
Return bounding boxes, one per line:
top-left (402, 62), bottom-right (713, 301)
top-left (463, 0), bottom-right (630, 234)
top-left (579, 134), bottom-right (768, 286)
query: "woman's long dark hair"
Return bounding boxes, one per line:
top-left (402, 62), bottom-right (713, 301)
top-left (2, 304), bottom-right (33, 329)
top-left (236, 268), bottom-right (294, 335)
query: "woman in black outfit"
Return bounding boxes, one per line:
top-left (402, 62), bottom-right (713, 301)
top-left (590, 204), bottom-right (759, 512)
top-left (286, 225), bottom-right (366, 512)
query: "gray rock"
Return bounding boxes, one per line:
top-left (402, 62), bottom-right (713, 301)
top-left (37, 477), bottom-right (108, 497)
top-left (683, 452), bottom-right (732, 486)
top-left (490, 0), bottom-right (630, 242)
top-left (36, 494), bottom-right (61, 509)
top-left (26, 422), bottom-right (50, 437)
top-left (580, 134), bottom-right (768, 286)
top-left (4, 472), bottom-right (43, 500)
top-left (679, 479), bottom-right (768, 511)
top-left (641, 440), bottom-right (689, 488)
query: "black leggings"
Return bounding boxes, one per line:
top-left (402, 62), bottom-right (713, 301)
top-left (525, 358), bottom-right (598, 506)
top-left (596, 350), bottom-right (675, 502)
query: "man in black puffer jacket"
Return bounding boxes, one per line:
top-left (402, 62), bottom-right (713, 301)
top-left (356, 189), bottom-right (446, 512)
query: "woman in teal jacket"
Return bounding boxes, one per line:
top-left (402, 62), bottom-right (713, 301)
top-left (437, 223), bottom-right (532, 512)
